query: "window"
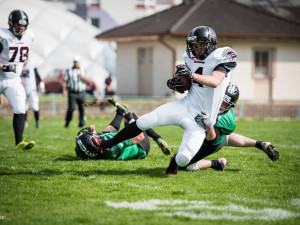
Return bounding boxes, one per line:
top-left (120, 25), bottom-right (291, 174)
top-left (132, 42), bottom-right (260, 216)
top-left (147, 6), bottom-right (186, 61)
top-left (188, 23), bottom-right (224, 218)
top-left (254, 49), bottom-right (273, 79)
top-left (138, 48), bottom-right (145, 64)
top-left (91, 18), bottom-right (100, 28)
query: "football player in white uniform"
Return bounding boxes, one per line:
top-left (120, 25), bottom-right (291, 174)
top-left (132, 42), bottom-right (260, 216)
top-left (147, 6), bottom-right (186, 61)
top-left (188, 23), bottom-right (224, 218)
top-left (21, 60), bottom-right (45, 128)
top-left (0, 10), bottom-right (35, 150)
top-left (92, 26), bottom-right (237, 175)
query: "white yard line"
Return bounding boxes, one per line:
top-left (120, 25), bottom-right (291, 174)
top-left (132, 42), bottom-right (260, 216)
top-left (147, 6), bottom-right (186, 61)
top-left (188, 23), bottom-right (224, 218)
top-left (106, 199), bottom-right (300, 221)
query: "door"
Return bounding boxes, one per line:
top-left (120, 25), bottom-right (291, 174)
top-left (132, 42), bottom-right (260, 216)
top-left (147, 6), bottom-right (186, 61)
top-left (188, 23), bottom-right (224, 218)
top-left (138, 48), bottom-right (153, 96)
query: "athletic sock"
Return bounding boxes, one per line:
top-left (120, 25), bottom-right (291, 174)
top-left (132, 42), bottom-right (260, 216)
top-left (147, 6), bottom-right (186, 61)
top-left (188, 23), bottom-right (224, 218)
top-left (13, 113), bottom-right (25, 145)
top-left (145, 128), bottom-right (161, 141)
top-left (255, 141), bottom-right (264, 150)
top-left (102, 121), bottom-right (142, 149)
top-left (109, 113), bottom-right (123, 131)
top-left (34, 110), bottom-right (39, 121)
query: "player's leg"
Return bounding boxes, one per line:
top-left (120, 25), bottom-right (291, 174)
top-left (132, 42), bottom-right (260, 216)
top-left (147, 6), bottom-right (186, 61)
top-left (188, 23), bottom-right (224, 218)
top-left (3, 78), bottom-right (34, 149)
top-left (77, 92), bottom-right (86, 128)
top-left (65, 93), bottom-right (76, 127)
top-left (29, 90), bottom-right (40, 128)
top-left (166, 119), bottom-right (206, 175)
top-left (132, 112), bottom-right (172, 155)
top-left (102, 108), bottom-right (124, 133)
top-left (185, 158), bottom-right (228, 171)
top-left (24, 95), bottom-right (29, 128)
top-left (228, 133), bottom-right (279, 161)
top-left (98, 100), bottom-right (186, 150)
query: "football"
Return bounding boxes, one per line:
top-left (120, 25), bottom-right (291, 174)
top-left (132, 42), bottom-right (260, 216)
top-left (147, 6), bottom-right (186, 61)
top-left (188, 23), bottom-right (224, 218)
top-left (175, 74), bottom-right (192, 91)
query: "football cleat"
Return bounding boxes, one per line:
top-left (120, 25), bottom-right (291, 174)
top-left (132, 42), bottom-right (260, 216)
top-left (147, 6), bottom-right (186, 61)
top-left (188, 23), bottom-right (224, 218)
top-left (218, 158), bottom-right (228, 171)
top-left (16, 138), bottom-right (35, 150)
top-left (165, 154), bottom-right (179, 175)
top-left (107, 98), bottom-right (129, 114)
top-left (155, 138), bottom-right (172, 155)
top-left (262, 142), bottom-right (279, 161)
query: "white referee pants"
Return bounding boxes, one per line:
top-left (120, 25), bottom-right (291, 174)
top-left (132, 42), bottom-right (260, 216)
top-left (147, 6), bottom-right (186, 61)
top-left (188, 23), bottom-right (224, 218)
top-left (136, 98), bottom-right (206, 167)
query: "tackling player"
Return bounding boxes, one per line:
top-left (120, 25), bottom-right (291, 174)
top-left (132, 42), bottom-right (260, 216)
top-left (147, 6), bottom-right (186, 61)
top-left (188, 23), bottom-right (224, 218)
top-left (178, 82), bottom-right (279, 172)
top-left (75, 98), bottom-right (172, 160)
top-left (0, 10), bottom-right (35, 150)
top-left (91, 26), bottom-right (238, 175)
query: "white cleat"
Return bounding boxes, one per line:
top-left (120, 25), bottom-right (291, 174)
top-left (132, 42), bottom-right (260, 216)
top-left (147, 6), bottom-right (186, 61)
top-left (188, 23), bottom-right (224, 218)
top-left (218, 158), bottom-right (228, 171)
top-left (261, 142), bottom-right (280, 161)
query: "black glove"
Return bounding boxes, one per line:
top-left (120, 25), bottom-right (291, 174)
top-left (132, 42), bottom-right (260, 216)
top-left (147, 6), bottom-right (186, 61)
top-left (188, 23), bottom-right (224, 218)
top-left (167, 77), bottom-right (185, 94)
top-left (175, 64), bottom-right (193, 79)
top-left (2, 64), bottom-right (17, 73)
top-left (195, 111), bottom-right (213, 130)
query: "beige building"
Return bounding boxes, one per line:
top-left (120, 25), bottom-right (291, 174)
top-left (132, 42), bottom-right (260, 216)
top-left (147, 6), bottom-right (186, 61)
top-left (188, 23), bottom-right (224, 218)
top-left (97, 0), bottom-right (300, 102)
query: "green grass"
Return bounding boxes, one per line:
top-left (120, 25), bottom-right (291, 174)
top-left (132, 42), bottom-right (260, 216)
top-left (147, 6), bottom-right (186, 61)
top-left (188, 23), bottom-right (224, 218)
top-left (0, 118), bottom-right (299, 225)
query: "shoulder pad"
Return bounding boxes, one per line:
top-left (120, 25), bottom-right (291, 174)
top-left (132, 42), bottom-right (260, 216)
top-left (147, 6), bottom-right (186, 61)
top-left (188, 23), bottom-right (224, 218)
top-left (0, 28), bottom-right (11, 39)
top-left (214, 47), bottom-right (237, 70)
top-left (214, 47), bottom-right (237, 63)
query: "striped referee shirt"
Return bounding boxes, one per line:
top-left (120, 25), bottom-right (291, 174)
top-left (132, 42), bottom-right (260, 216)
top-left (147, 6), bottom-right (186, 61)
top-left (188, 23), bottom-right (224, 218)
top-left (63, 67), bottom-right (87, 92)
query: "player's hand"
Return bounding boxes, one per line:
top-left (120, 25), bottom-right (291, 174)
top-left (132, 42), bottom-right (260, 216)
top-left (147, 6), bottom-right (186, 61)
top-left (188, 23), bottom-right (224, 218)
top-left (175, 64), bottom-right (193, 79)
top-left (195, 111), bottom-right (213, 130)
top-left (2, 64), bottom-right (16, 73)
top-left (167, 77), bottom-right (184, 94)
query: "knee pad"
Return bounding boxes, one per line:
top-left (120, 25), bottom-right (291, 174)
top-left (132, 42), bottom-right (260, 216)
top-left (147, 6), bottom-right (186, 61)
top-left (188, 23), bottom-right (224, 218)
top-left (176, 152), bottom-right (192, 167)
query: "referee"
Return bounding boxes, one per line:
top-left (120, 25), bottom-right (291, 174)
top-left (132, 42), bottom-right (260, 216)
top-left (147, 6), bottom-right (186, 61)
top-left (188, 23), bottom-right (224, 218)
top-left (63, 56), bottom-right (91, 128)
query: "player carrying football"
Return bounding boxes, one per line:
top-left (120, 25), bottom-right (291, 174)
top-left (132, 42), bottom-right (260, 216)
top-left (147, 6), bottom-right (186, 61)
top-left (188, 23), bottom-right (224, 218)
top-left (91, 26), bottom-right (237, 175)
top-left (0, 10), bottom-right (35, 150)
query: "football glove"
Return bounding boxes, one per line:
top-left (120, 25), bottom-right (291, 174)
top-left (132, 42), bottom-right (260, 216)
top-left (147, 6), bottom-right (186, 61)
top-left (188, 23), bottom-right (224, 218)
top-left (2, 64), bottom-right (16, 73)
top-left (167, 77), bottom-right (185, 94)
top-left (175, 64), bottom-right (193, 79)
top-left (195, 111), bottom-right (213, 130)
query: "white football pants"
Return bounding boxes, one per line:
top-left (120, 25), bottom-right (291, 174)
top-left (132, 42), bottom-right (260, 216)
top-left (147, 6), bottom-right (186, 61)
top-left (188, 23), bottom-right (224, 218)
top-left (136, 98), bottom-right (206, 167)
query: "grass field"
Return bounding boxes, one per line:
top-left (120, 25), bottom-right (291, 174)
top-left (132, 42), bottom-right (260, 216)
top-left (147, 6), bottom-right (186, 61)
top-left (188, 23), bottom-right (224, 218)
top-left (0, 117), bottom-right (299, 225)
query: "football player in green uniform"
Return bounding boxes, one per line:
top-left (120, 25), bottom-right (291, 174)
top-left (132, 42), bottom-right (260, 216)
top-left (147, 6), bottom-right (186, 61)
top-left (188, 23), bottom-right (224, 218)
top-left (168, 82), bottom-right (279, 173)
top-left (75, 98), bottom-right (172, 160)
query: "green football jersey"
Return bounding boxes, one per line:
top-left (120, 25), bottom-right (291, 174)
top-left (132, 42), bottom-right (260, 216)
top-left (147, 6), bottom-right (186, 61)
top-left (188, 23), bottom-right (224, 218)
top-left (99, 133), bottom-right (146, 160)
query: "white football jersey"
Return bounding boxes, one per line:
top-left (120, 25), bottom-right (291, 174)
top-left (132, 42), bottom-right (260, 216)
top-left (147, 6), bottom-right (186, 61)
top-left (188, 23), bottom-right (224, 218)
top-left (183, 47), bottom-right (237, 123)
top-left (21, 61), bottom-right (37, 94)
top-left (0, 28), bottom-right (35, 80)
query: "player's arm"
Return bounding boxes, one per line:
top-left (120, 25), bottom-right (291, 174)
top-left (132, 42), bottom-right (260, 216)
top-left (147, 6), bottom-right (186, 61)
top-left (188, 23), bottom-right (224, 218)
top-left (34, 68), bottom-right (45, 94)
top-left (0, 43), bottom-right (17, 72)
top-left (193, 47), bottom-right (237, 88)
top-left (205, 126), bottom-right (216, 141)
top-left (193, 70), bottom-right (225, 88)
top-left (79, 74), bottom-right (92, 83)
top-left (195, 111), bottom-right (216, 140)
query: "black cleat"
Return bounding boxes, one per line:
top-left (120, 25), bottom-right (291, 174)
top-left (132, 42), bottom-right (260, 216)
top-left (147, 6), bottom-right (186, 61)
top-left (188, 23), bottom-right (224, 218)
top-left (165, 154), bottom-right (179, 175)
top-left (107, 98), bottom-right (129, 114)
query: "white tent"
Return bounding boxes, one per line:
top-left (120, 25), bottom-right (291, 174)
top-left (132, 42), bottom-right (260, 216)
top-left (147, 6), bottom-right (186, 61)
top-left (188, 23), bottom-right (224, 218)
top-left (0, 0), bottom-right (116, 91)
